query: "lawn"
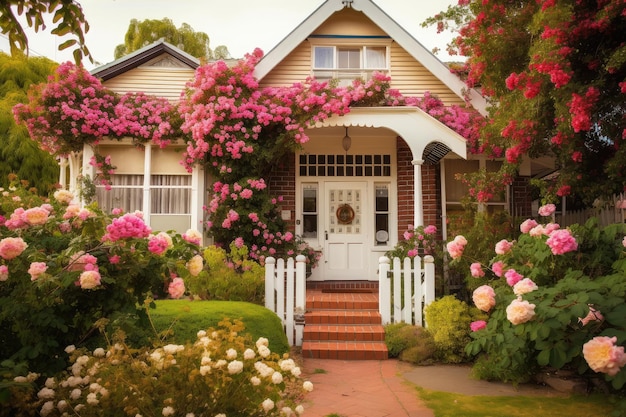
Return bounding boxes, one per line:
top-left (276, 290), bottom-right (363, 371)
top-left (150, 299), bottom-right (290, 354)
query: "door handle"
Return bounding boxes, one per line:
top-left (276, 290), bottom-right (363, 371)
top-left (325, 231), bottom-right (328, 240)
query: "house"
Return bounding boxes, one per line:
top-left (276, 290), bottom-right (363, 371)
top-left (76, 0), bottom-right (553, 283)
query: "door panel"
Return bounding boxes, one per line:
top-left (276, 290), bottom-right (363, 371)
top-left (324, 182), bottom-right (368, 279)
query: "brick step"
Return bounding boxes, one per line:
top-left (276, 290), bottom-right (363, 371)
top-left (304, 310), bottom-right (382, 325)
top-left (306, 292), bottom-right (379, 310)
top-left (301, 341), bottom-right (388, 360)
top-left (304, 324), bottom-right (385, 341)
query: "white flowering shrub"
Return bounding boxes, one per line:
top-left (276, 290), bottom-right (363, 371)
top-left (6, 319), bottom-right (312, 416)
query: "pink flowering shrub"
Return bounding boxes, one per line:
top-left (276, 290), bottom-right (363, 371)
top-left (463, 216), bottom-right (626, 389)
top-left (385, 224), bottom-right (440, 260)
top-left (0, 179), bottom-right (202, 377)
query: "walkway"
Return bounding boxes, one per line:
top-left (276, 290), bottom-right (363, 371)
top-left (301, 358), bottom-right (434, 417)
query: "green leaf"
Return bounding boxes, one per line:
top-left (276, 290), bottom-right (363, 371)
top-left (537, 349), bottom-right (550, 366)
top-left (549, 347), bottom-right (568, 369)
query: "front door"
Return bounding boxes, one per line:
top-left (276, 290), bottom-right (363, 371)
top-left (323, 182), bottom-right (369, 279)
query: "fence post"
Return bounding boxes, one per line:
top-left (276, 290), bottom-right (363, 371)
top-left (275, 258), bottom-right (285, 327)
top-left (392, 257), bottom-right (402, 323)
top-left (378, 256), bottom-right (391, 324)
top-left (285, 258), bottom-right (295, 346)
top-left (265, 257), bottom-right (276, 312)
top-left (413, 255), bottom-right (424, 326)
top-left (294, 255), bottom-right (306, 346)
top-left (423, 255), bottom-right (435, 327)
top-left (402, 257), bottom-right (412, 323)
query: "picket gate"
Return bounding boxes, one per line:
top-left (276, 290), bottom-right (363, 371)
top-left (378, 255), bottom-right (436, 327)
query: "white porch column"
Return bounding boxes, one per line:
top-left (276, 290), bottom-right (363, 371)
top-left (143, 144), bottom-right (152, 225)
top-left (412, 159), bottom-right (424, 227)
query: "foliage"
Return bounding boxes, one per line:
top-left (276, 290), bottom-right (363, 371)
top-left (0, 178), bottom-right (202, 377)
top-left (0, 0), bottom-right (92, 63)
top-left (113, 18), bottom-right (231, 60)
top-left (185, 243), bottom-right (266, 303)
top-left (452, 209), bottom-right (626, 390)
top-left (2, 318), bottom-right (313, 417)
top-left (150, 300), bottom-right (290, 355)
top-left (425, 0), bottom-right (626, 203)
top-left (384, 322), bottom-right (435, 365)
top-left (0, 52), bottom-right (59, 193)
top-left (424, 295), bottom-right (485, 364)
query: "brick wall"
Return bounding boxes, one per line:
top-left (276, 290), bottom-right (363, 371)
top-left (396, 137), bottom-right (442, 240)
top-left (268, 153), bottom-right (296, 232)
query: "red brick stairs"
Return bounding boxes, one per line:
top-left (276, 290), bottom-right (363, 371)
top-left (301, 281), bottom-right (388, 360)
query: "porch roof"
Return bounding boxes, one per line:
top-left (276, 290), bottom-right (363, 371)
top-left (314, 106), bottom-right (467, 161)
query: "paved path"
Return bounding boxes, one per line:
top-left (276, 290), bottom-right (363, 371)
top-left (300, 359), bottom-right (561, 417)
top-left (301, 358), bottom-right (435, 417)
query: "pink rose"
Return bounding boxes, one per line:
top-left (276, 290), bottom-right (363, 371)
top-left (423, 225), bottom-right (437, 235)
top-left (583, 336), bottom-right (626, 376)
top-left (472, 285), bottom-right (496, 312)
top-left (520, 219), bottom-right (538, 234)
top-left (470, 262), bottom-right (485, 278)
top-left (79, 270), bottom-right (101, 289)
top-left (505, 269), bottom-right (523, 286)
top-left (0, 237), bottom-right (28, 260)
top-left (23, 207), bottom-right (49, 226)
top-left (513, 278), bottom-right (538, 295)
top-left (28, 262), bottom-right (48, 281)
top-left (546, 229), bottom-right (578, 255)
top-left (168, 277), bottom-right (185, 299)
top-left (538, 204), bottom-right (556, 217)
top-left (446, 235), bottom-right (467, 260)
top-left (506, 299), bottom-right (536, 325)
top-left (579, 306), bottom-right (603, 326)
top-left (491, 261), bottom-right (505, 277)
top-left (0, 265), bottom-right (8, 281)
top-left (495, 239), bottom-right (513, 255)
top-left (470, 320), bottom-right (487, 331)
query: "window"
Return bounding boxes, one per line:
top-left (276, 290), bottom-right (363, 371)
top-left (96, 174), bottom-right (143, 213)
top-left (313, 45), bottom-right (388, 84)
top-left (302, 184), bottom-right (318, 239)
top-left (375, 184), bottom-right (389, 245)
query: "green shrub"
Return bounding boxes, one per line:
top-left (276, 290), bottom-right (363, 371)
top-left (384, 322), bottom-right (436, 364)
top-left (424, 295), bottom-right (484, 363)
top-left (186, 243), bottom-right (265, 304)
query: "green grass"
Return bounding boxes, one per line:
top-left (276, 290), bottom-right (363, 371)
top-left (150, 300), bottom-right (289, 354)
top-left (416, 387), bottom-right (614, 417)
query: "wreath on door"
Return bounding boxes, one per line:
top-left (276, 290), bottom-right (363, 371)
top-left (336, 204), bottom-right (355, 225)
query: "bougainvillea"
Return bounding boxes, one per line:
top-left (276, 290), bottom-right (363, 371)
top-left (425, 0), bottom-right (626, 203)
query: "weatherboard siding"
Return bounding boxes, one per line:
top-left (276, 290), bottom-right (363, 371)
top-left (102, 67), bottom-right (194, 102)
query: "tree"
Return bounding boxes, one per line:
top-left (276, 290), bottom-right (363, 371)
top-left (425, 1), bottom-right (626, 204)
top-left (114, 18), bottom-right (231, 61)
top-left (0, 52), bottom-right (59, 193)
top-left (0, 0), bottom-right (92, 64)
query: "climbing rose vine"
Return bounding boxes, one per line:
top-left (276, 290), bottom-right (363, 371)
top-left (425, 0), bottom-right (626, 203)
top-left (14, 50), bottom-right (481, 260)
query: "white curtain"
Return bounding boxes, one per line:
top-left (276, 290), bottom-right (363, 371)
top-left (150, 175), bottom-right (191, 214)
top-left (96, 175), bottom-right (143, 213)
top-left (365, 47), bottom-right (386, 69)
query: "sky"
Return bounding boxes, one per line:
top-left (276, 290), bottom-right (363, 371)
top-left (0, 0), bottom-right (458, 71)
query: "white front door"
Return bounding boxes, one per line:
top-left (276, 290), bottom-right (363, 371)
top-left (323, 182), bottom-right (369, 279)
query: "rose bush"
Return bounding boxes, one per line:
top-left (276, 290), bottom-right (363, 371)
top-left (0, 177), bottom-right (202, 377)
top-left (5, 319), bottom-right (313, 417)
top-left (451, 207), bottom-right (626, 390)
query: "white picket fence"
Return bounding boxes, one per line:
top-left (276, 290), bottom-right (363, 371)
top-left (264, 255), bottom-right (307, 346)
top-left (378, 256), bottom-right (436, 327)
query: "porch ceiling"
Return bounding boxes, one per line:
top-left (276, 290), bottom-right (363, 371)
top-left (314, 106), bottom-right (467, 161)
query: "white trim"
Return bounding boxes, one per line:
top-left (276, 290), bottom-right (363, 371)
top-left (255, 0), bottom-right (488, 115)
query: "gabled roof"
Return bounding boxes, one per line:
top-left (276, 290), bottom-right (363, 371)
top-left (91, 39), bottom-right (200, 80)
top-left (254, 0), bottom-right (488, 116)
